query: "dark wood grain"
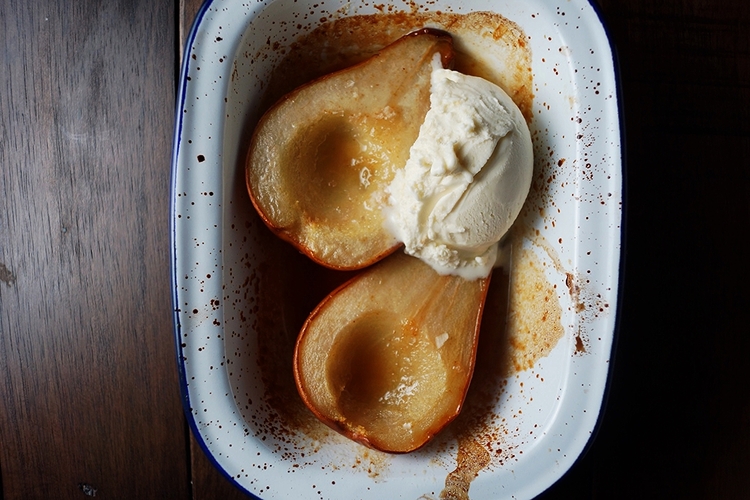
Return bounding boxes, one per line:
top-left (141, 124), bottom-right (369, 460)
top-left (0, 1), bottom-right (189, 498)
top-left (179, 0), bottom-right (205, 63)
top-left (190, 432), bottom-right (252, 500)
top-left (1, 0), bottom-right (748, 499)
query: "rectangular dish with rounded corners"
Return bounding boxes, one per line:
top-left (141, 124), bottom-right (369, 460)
top-left (170, 0), bottom-right (622, 498)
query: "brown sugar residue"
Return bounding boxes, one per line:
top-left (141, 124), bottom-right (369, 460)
top-left (504, 246), bottom-right (565, 373)
top-left (348, 448), bottom-right (391, 480)
top-left (574, 332), bottom-right (587, 354)
top-left (566, 271), bottom-right (585, 313)
top-left (439, 438), bottom-right (491, 500)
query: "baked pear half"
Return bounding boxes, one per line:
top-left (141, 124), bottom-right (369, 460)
top-left (293, 252), bottom-right (489, 453)
top-left (246, 29), bottom-right (455, 270)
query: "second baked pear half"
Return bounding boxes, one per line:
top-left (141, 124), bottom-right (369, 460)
top-left (294, 252), bottom-right (489, 453)
top-left (246, 29), bottom-right (455, 270)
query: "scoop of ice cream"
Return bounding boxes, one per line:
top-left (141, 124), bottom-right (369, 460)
top-left (385, 65), bottom-right (533, 280)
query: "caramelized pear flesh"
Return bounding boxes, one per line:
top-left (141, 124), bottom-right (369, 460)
top-left (247, 29), bottom-right (454, 270)
top-left (294, 252), bottom-right (489, 453)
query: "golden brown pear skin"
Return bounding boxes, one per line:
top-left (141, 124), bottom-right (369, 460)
top-left (246, 29), bottom-right (455, 270)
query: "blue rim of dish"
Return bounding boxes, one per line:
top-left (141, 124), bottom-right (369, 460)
top-left (168, 1), bottom-right (626, 498)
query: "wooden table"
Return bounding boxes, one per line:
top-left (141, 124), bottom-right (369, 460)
top-left (1, 0), bottom-right (748, 498)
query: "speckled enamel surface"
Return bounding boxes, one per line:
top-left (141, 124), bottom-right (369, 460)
top-left (170, 1), bottom-right (622, 499)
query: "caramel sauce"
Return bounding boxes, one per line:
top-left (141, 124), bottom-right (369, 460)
top-left (505, 245), bottom-right (565, 373)
top-left (440, 438), bottom-right (491, 500)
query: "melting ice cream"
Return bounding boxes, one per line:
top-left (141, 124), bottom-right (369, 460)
top-left (385, 61), bottom-right (534, 280)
